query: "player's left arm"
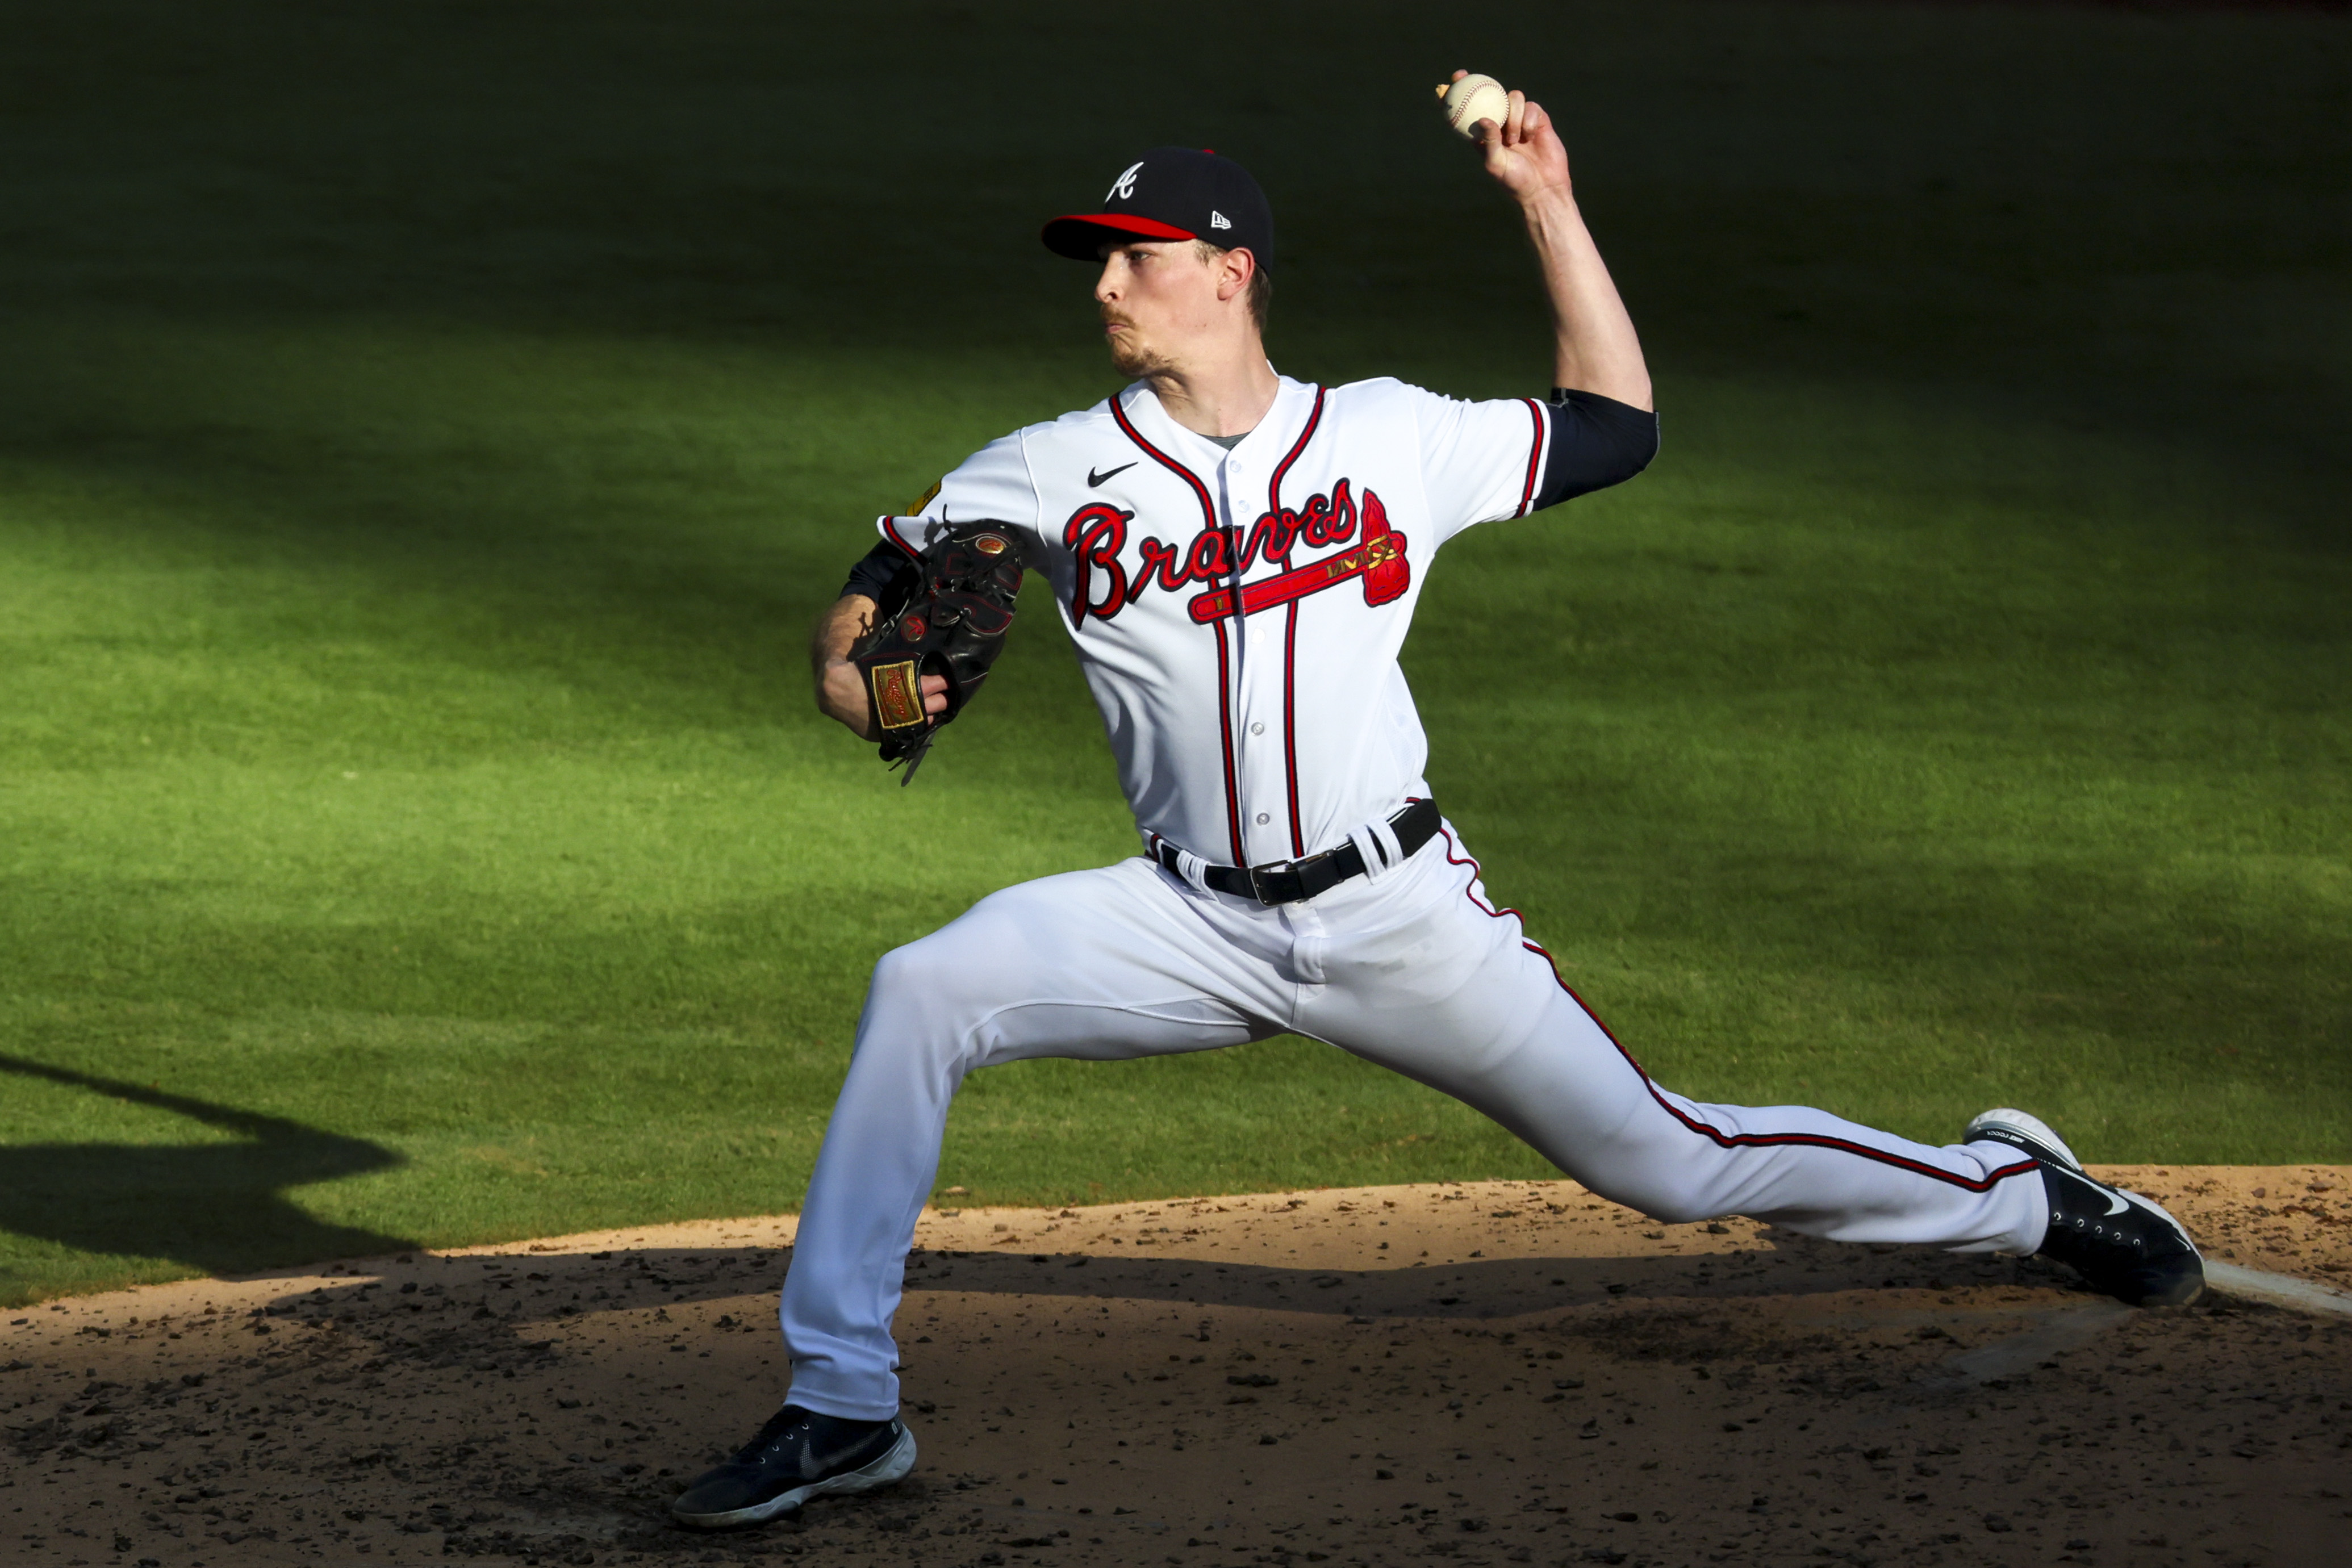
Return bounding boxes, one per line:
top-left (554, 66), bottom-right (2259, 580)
top-left (811, 544), bottom-right (945, 739)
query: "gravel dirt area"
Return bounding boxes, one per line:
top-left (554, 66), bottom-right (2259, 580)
top-left (5, 1168), bottom-right (2348, 1568)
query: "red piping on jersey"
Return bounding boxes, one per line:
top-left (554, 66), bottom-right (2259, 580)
top-left (1432, 825), bottom-right (2045, 1196)
top-left (1514, 399), bottom-right (1545, 519)
top-left (1268, 386), bottom-right (1327, 499)
top-left (1110, 393), bottom-right (1218, 533)
top-left (1281, 602), bottom-right (1303, 856)
top-left (1210, 619), bottom-right (1246, 864)
top-left (880, 517), bottom-right (924, 561)
top-left (1114, 389), bottom-right (1242, 862)
top-left (1268, 386), bottom-right (1326, 861)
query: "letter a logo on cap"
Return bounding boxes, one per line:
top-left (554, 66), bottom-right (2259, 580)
top-left (1210, 210), bottom-right (1232, 229)
top-left (1108, 161), bottom-right (1143, 202)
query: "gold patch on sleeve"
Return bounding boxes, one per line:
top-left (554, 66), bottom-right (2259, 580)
top-left (870, 660), bottom-right (926, 732)
top-left (909, 478), bottom-right (943, 514)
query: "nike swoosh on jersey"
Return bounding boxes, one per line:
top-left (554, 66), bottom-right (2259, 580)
top-left (1087, 462), bottom-right (1139, 487)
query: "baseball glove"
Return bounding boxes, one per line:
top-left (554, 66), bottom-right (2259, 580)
top-left (848, 521), bottom-right (1029, 784)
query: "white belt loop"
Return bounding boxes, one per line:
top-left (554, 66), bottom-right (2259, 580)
top-left (1144, 831), bottom-right (1214, 894)
top-left (1347, 812), bottom-right (1407, 885)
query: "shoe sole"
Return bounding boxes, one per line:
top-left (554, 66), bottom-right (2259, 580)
top-left (1965, 1107), bottom-right (2083, 1172)
top-left (671, 1426), bottom-right (917, 1531)
top-left (2127, 1251), bottom-right (2208, 1308)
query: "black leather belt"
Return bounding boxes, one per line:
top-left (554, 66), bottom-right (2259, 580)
top-left (1154, 797), bottom-right (1442, 905)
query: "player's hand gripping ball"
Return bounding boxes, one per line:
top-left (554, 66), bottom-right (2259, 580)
top-left (848, 521), bottom-right (1029, 785)
top-left (1436, 72), bottom-right (1512, 140)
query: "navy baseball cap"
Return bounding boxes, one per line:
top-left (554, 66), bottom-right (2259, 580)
top-left (1042, 148), bottom-right (1275, 272)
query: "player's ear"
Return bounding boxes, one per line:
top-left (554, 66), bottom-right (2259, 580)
top-left (1218, 247), bottom-right (1257, 304)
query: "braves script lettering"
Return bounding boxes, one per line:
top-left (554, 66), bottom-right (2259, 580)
top-left (1064, 480), bottom-right (1409, 625)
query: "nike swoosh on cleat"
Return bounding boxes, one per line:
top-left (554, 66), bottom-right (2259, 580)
top-left (2104, 1191), bottom-right (2129, 1216)
top-left (1088, 462), bottom-right (1139, 487)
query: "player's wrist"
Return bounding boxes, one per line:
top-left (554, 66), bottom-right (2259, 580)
top-left (1515, 181), bottom-right (1579, 225)
top-left (817, 658), bottom-right (876, 737)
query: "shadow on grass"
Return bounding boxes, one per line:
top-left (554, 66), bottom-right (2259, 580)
top-left (0, 1053), bottom-right (415, 1283)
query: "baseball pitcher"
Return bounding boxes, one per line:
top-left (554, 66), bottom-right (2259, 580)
top-left (670, 79), bottom-right (2203, 1529)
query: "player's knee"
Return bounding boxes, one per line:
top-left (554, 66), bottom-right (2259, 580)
top-left (1566, 1154), bottom-right (1720, 1226)
top-left (860, 938), bottom-right (1000, 1064)
top-left (1584, 1181), bottom-right (1715, 1227)
top-left (1632, 1191), bottom-right (1720, 1226)
top-left (866, 942), bottom-right (926, 1000)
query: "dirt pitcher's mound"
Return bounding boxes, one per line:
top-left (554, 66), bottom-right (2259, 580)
top-left (4, 1170), bottom-right (2348, 1568)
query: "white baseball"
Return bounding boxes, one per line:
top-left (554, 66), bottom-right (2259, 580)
top-left (1436, 73), bottom-right (1512, 141)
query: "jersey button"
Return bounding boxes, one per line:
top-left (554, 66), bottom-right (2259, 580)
top-left (1255, 813), bottom-right (1271, 825)
top-left (1250, 722), bottom-right (1265, 735)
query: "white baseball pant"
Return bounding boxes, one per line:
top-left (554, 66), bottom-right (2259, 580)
top-left (780, 822), bottom-right (2048, 1420)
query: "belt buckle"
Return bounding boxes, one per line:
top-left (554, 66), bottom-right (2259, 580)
top-left (1247, 861), bottom-right (1292, 905)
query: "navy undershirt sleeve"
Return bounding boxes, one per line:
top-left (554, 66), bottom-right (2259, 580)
top-left (839, 538), bottom-right (918, 605)
top-left (1532, 388), bottom-right (1660, 512)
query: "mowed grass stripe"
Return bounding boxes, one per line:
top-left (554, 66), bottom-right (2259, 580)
top-left (0, 0), bottom-right (2343, 1307)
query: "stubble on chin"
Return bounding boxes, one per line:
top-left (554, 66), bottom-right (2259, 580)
top-left (1103, 317), bottom-right (1171, 379)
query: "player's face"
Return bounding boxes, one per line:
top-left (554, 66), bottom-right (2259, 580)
top-left (1094, 240), bottom-right (1225, 377)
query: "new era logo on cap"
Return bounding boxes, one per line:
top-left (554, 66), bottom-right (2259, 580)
top-left (1042, 148), bottom-right (1275, 271)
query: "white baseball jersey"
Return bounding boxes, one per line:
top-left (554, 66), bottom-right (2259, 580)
top-left (880, 374), bottom-right (1554, 868)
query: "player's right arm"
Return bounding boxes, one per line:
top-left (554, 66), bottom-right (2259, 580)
top-left (1463, 71), bottom-right (1651, 412)
top-left (1406, 80), bottom-right (1661, 542)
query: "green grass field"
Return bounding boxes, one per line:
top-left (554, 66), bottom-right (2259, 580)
top-left (2, 0), bottom-right (2345, 1307)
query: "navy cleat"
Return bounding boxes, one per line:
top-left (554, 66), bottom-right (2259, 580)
top-left (1966, 1107), bottom-right (2204, 1308)
top-left (670, 1404), bottom-right (916, 1529)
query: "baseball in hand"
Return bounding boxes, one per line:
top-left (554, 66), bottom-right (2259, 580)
top-left (1436, 73), bottom-right (1511, 140)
